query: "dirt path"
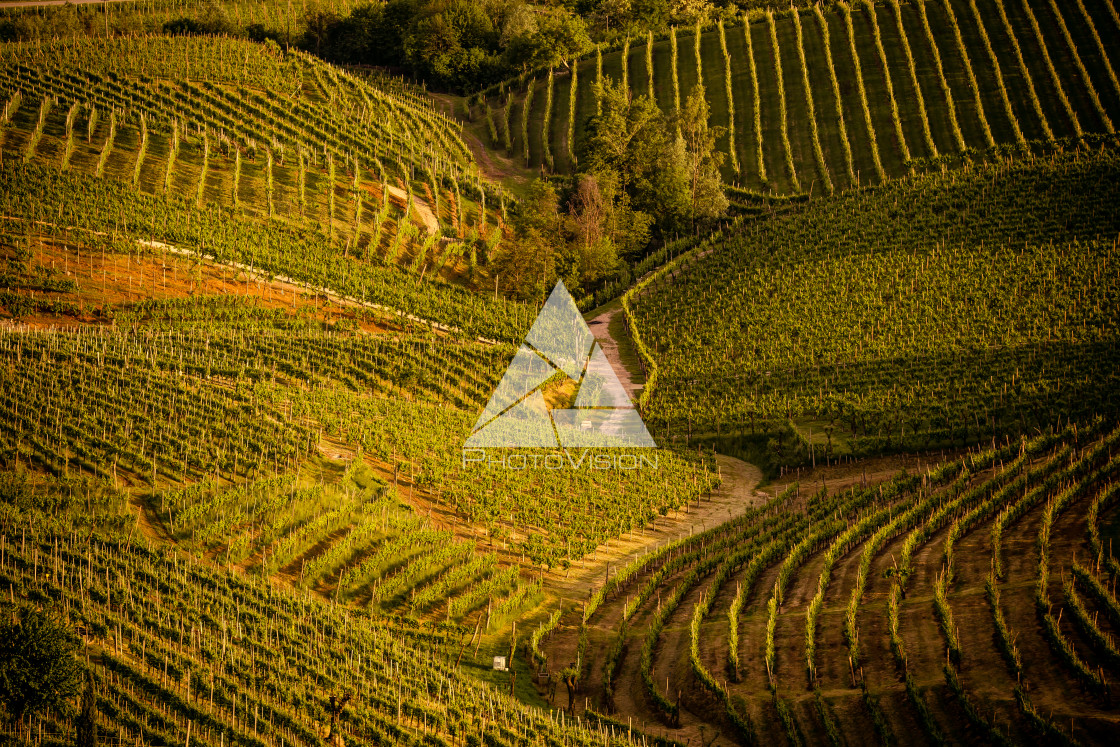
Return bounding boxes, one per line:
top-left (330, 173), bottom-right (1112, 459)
top-left (545, 453), bottom-right (765, 600)
top-left (586, 306), bottom-right (643, 403)
top-left (385, 185), bottom-right (440, 234)
top-left (461, 128), bottom-right (527, 184)
top-left (128, 493), bottom-right (172, 544)
top-left (547, 292), bottom-right (768, 598)
top-left (426, 93), bottom-right (527, 185)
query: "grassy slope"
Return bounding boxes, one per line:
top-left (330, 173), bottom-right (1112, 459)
top-left (850, 6), bottom-right (911, 176)
top-left (973, 0), bottom-right (1049, 140)
top-left (776, 16), bottom-right (819, 191)
top-left (752, 20), bottom-right (795, 193)
top-left (1032, 0), bottom-right (1110, 133)
top-left (480, 0), bottom-right (1120, 196)
top-left (827, 10), bottom-right (883, 186)
top-left (942, 0), bottom-right (1009, 144)
top-left (899, 1), bottom-right (965, 153)
top-left (999, 0), bottom-right (1080, 137)
top-left (699, 29), bottom-right (734, 181)
top-left (877, 3), bottom-right (937, 160)
top-left (725, 24), bottom-right (763, 189)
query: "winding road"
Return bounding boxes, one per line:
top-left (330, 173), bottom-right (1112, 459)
top-left (547, 306), bottom-right (767, 599)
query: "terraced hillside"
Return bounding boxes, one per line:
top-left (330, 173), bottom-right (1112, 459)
top-left (627, 143), bottom-right (1120, 461)
top-left (0, 296), bottom-right (717, 563)
top-left (0, 28), bottom-right (722, 655)
top-left (0, 35), bottom-right (520, 340)
top-left (484, 0), bottom-right (1120, 193)
top-left (0, 232), bottom-right (720, 741)
top-left (538, 423), bottom-right (1120, 745)
top-left (1, 4), bottom-right (1118, 745)
top-left (0, 470), bottom-right (657, 746)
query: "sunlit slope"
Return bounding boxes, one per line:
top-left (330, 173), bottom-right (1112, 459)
top-left (540, 424), bottom-right (1120, 744)
top-left (483, 0), bottom-right (1120, 193)
top-left (629, 144), bottom-right (1120, 458)
top-left (1, 472), bottom-right (645, 747)
top-left (0, 35), bottom-right (523, 340)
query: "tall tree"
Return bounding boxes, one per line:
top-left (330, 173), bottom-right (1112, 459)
top-left (580, 79), bottom-right (690, 234)
top-left (676, 84), bottom-right (728, 232)
top-left (490, 181), bottom-right (562, 302)
top-left (0, 606), bottom-right (84, 731)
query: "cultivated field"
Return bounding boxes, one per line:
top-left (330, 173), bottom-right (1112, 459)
top-left (1, 5), bottom-right (1119, 746)
top-left (484, 0), bottom-right (1120, 193)
top-left (0, 36), bottom-right (524, 339)
top-left (628, 144), bottom-right (1120, 462)
top-left (539, 425), bottom-right (1120, 745)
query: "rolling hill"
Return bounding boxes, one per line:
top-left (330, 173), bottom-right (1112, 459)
top-left (482, 0), bottom-right (1120, 194)
top-left (1, 4), bottom-right (1119, 747)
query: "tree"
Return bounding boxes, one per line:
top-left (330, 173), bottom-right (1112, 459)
top-left (566, 171), bottom-right (639, 281)
top-left (490, 230), bottom-right (557, 303)
top-left (629, 0), bottom-right (671, 31)
top-left (669, 0), bottom-right (713, 25)
top-left (532, 11), bottom-right (591, 68)
top-left (591, 0), bottom-right (632, 34)
top-left (302, 8), bottom-right (341, 57)
top-left (499, 3), bottom-right (537, 48)
top-left (675, 84), bottom-right (728, 231)
top-left (580, 79), bottom-right (690, 235)
top-left (567, 174), bottom-right (610, 253)
top-left (503, 8), bottom-right (589, 71)
top-left (0, 606), bottom-right (84, 730)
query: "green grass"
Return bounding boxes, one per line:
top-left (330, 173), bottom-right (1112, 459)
top-left (977, 0), bottom-right (1053, 140)
top-left (850, 6), bottom-right (910, 176)
top-left (650, 37), bottom-right (676, 114)
top-left (553, 69), bottom-right (575, 172)
top-left (1077, 0), bottom-right (1120, 121)
top-left (776, 16), bottom-right (820, 192)
top-left (724, 24), bottom-right (762, 188)
top-left (877, 2), bottom-right (938, 159)
top-left (753, 20), bottom-right (796, 193)
top-left (826, 10), bottom-right (883, 186)
top-left (947, 0), bottom-right (1019, 145)
top-left (1001, 0), bottom-right (1083, 138)
top-left (806, 7), bottom-right (857, 190)
top-left (699, 25), bottom-right (735, 180)
top-left (605, 306), bottom-right (646, 389)
top-left (1033, 0), bottom-right (1108, 132)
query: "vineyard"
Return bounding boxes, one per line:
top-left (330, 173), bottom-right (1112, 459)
top-left (0, 224), bottom-right (720, 738)
top-left (1, 470), bottom-right (655, 746)
top-left (1, 1), bottom-right (1119, 744)
top-left (538, 423), bottom-right (1120, 745)
top-left (0, 284), bottom-right (717, 557)
top-left (482, 0), bottom-right (1120, 192)
top-left (0, 35), bottom-right (525, 341)
top-left (629, 143), bottom-right (1120, 461)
